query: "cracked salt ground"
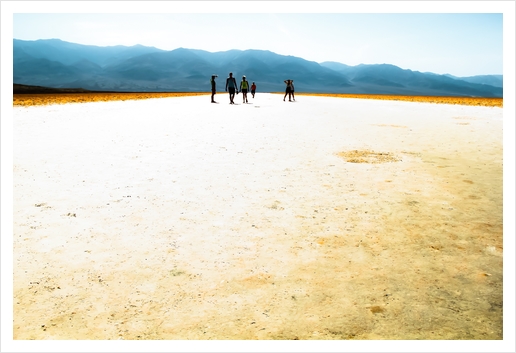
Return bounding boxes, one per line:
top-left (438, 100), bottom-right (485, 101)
top-left (12, 94), bottom-right (503, 345)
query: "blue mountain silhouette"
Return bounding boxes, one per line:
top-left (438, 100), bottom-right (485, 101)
top-left (13, 39), bottom-right (502, 97)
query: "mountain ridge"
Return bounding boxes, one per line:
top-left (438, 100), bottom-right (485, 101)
top-left (13, 39), bottom-right (503, 97)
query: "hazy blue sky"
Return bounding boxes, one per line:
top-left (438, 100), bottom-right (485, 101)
top-left (12, 12), bottom-right (503, 77)
top-left (6, 1), bottom-right (510, 77)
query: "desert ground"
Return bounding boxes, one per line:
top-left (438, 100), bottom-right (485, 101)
top-left (11, 92), bottom-right (504, 343)
top-left (12, 91), bottom-right (209, 107)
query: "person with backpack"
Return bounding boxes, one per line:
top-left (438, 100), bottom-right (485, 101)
top-left (225, 72), bottom-right (238, 104)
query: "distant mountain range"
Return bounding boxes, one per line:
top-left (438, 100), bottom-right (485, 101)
top-left (13, 39), bottom-right (503, 97)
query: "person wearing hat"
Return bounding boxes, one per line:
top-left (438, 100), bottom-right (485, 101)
top-left (240, 75), bottom-right (250, 104)
top-left (210, 74), bottom-right (218, 103)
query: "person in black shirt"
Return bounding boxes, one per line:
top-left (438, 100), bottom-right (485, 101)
top-left (210, 75), bottom-right (218, 103)
top-left (284, 79), bottom-right (294, 102)
top-left (225, 72), bottom-right (238, 104)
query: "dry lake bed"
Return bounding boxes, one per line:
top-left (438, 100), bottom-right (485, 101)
top-left (6, 93), bottom-right (512, 350)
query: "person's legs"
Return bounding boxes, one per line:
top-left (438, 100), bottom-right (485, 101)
top-left (285, 87), bottom-right (292, 101)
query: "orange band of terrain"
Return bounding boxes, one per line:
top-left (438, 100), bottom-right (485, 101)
top-left (14, 92), bottom-right (502, 107)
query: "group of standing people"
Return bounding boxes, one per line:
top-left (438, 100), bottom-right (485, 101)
top-left (210, 73), bottom-right (256, 104)
top-left (210, 73), bottom-right (294, 104)
top-left (283, 79), bottom-right (295, 102)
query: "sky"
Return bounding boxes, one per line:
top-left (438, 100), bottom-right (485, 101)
top-left (6, 2), bottom-right (509, 77)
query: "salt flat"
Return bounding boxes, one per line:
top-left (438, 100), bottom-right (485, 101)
top-left (12, 93), bottom-right (503, 342)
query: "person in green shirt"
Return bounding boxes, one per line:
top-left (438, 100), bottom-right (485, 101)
top-left (240, 75), bottom-right (250, 103)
